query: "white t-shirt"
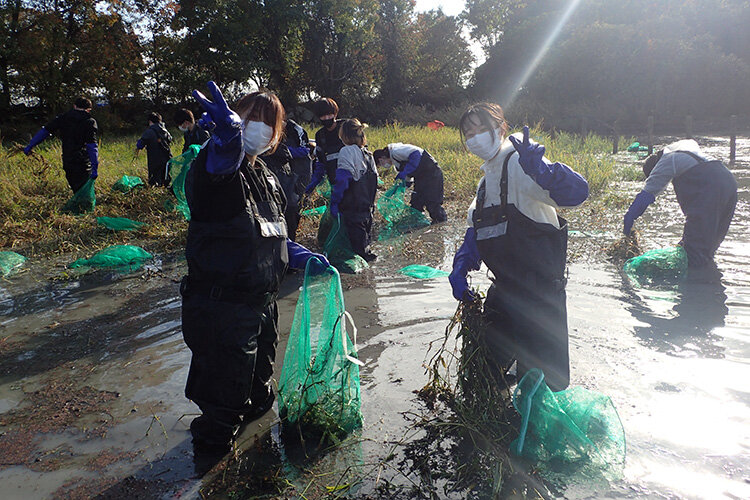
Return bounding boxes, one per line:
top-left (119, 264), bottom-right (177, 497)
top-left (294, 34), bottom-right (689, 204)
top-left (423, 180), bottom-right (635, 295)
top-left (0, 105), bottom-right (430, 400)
top-left (388, 143), bottom-right (423, 164)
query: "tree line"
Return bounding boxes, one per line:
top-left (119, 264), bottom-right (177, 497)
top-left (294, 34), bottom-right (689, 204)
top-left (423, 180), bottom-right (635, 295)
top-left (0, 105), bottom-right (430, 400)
top-left (1, 0), bottom-right (748, 135)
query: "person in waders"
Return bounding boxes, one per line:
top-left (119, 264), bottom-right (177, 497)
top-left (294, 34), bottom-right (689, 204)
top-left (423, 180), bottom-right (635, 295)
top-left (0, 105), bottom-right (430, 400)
top-left (23, 97), bottom-right (99, 193)
top-left (136, 112), bottom-right (173, 187)
top-left (174, 108), bottom-right (211, 153)
top-left (373, 143), bottom-right (447, 223)
top-left (330, 119), bottom-right (379, 262)
top-left (449, 103), bottom-right (589, 391)
top-left (260, 141), bottom-right (303, 242)
top-left (623, 139), bottom-right (737, 274)
top-left (304, 98), bottom-right (345, 194)
top-left (180, 82), bottom-right (330, 453)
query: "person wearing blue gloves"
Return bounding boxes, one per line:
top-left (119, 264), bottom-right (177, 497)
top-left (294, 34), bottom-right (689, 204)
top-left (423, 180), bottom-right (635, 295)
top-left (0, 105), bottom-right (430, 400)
top-left (23, 97), bottom-right (99, 193)
top-left (373, 143), bottom-right (447, 223)
top-left (304, 97), bottom-right (345, 194)
top-left (136, 112), bottom-right (173, 187)
top-left (330, 119), bottom-right (379, 262)
top-left (449, 103), bottom-right (589, 391)
top-left (179, 82), bottom-right (330, 453)
top-left (624, 139), bottom-right (737, 269)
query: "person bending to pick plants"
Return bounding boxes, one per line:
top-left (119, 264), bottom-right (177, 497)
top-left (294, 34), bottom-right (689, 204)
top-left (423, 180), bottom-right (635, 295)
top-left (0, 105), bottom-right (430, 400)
top-left (180, 82), bottom-right (330, 453)
top-left (373, 143), bottom-right (447, 223)
top-left (623, 139), bottom-right (737, 270)
top-left (449, 104), bottom-right (589, 391)
top-left (23, 97), bottom-right (99, 193)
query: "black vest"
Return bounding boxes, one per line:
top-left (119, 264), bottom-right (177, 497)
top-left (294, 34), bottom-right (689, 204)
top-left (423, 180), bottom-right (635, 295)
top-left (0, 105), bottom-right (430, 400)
top-left (339, 147), bottom-right (378, 215)
top-left (398, 150), bottom-right (441, 180)
top-left (315, 121), bottom-right (345, 183)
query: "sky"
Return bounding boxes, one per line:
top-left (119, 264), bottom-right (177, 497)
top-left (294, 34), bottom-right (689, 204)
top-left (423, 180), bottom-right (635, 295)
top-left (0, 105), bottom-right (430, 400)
top-left (415, 0), bottom-right (466, 17)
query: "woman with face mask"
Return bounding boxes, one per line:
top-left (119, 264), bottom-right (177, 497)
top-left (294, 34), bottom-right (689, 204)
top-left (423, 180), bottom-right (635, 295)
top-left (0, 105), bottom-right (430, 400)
top-left (449, 103), bottom-right (589, 391)
top-left (180, 82), bottom-right (330, 453)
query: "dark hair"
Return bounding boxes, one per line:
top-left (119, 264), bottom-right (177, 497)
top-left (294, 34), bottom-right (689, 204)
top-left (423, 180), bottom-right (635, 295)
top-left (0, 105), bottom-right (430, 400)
top-left (148, 112), bottom-right (162, 124)
top-left (458, 102), bottom-right (508, 145)
top-left (643, 150), bottom-right (663, 178)
top-left (373, 147), bottom-right (390, 163)
top-left (235, 90), bottom-right (286, 154)
top-left (174, 108), bottom-right (194, 125)
top-left (74, 97), bottom-right (92, 109)
top-left (313, 97), bottom-right (339, 118)
top-left (339, 118), bottom-right (367, 146)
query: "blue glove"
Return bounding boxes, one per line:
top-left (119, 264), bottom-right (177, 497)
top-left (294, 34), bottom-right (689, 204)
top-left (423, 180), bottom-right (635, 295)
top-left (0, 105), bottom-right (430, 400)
top-left (624, 190), bottom-right (655, 235)
top-left (449, 227), bottom-right (482, 302)
top-left (286, 239), bottom-right (331, 272)
top-left (86, 143), bottom-right (99, 179)
top-left (395, 171), bottom-right (407, 181)
top-left (509, 126), bottom-right (546, 178)
top-left (330, 203), bottom-right (340, 217)
top-left (330, 168), bottom-right (351, 218)
top-left (197, 112), bottom-right (215, 132)
top-left (136, 139), bottom-right (145, 150)
top-left (305, 161), bottom-right (326, 194)
top-left (288, 145), bottom-right (310, 159)
top-left (192, 82), bottom-right (244, 175)
top-left (24, 128), bottom-right (51, 155)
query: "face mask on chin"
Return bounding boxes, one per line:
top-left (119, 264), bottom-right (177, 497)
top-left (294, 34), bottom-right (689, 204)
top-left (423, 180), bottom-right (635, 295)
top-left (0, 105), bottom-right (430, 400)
top-left (242, 120), bottom-right (274, 156)
top-left (321, 118), bottom-right (334, 128)
top-left (465, 128), bottom-right (503, 161)
top-left (178, 125), bottom-right (189, 132)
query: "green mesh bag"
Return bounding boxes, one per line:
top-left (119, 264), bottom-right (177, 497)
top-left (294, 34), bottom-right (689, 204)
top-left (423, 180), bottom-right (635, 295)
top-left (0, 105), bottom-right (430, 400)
top-left (69, 245), bottom-right (152, 271)
top-left (96, 217), bottom-right (146, 231)
top-left (166, 144), bottom-right (202, 220)
top-left (377, 182), bottom-right (430, 241)
top-left (316, 178), bottom-right (332, 200)
top-left (399, 264), bottom-right (449, 279)
top-left (301, 205), bottom-right (327, 217)
top-left (111, 175), bottom-right (145, 193)
top-left (0, 251), bottom-right (26, 276)
top-left (61, 178), bottom-right (95, 215)
top-left (511, 369), bottom-right (625, 478)
top-left (623, 246), bottom-right (687, 287)
top-left (317, 209), bottom-right (368, 274)
top-left (278, 258), bottom-right (363, 440)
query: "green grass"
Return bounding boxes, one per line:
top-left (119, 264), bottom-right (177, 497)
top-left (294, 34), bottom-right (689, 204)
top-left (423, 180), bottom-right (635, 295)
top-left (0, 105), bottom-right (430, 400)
top-left (0, 126), bottom-right (636, 258)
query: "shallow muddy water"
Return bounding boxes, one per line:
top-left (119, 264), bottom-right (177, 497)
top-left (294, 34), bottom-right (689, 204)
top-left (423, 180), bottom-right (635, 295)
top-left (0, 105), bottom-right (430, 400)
top-left (0, 136), bottom-right (748, 499)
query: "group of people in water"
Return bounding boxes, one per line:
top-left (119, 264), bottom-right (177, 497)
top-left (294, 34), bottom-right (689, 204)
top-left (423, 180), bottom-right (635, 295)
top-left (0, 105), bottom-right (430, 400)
top-left (21, 82), bottom-right (737, 453)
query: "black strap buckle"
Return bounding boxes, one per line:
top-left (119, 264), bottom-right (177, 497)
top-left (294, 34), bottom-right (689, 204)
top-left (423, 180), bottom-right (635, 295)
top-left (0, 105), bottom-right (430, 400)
top-left (209, 286), bottom-right (222, 300)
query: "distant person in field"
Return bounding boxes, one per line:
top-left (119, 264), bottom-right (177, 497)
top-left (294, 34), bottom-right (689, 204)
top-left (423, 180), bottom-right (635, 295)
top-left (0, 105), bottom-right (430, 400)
top-left (623, 139), bottom-right (737, 269)
top-left (136, 112), bottom-right (173, 187)
top-left (373, 143), bottom-right (448, 223)
top-left (304, 97), bottom-right (345, 194)
top-left (284, 118), bottom-right (314, 199)
top-left (23, 97), bottom-right (99, 193)
top-left (174, 108), bottom-right (211, 153)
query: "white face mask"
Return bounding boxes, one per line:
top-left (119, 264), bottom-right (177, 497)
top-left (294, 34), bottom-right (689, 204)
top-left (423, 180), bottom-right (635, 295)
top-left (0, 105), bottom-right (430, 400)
top-left (465, 128), bottom-right (503, 161)
top-left (178, 125), bottom-right (189, 132)
top-left (242, 120), bottom-right (274, 155)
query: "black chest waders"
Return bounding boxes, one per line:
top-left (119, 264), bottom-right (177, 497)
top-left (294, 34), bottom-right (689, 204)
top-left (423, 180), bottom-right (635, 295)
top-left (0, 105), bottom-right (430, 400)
top-left (339, 148), bottom-right (379, 258)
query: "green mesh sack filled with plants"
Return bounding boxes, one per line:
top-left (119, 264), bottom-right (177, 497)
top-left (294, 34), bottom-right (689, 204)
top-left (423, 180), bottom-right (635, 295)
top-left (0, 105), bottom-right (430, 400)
top-left (278, 258), bottom-right (363, 442)
top-left (301, 205), bottom-right (327, 217)
top-left (96, 217), bottom-right (146, 231)
top-left (111, 175), bottom-right (145, 193)
top-left (377, 182), bottom-right (430, 241)
top-left (317, 209), bottom-right (368, 274)
top-left (61, 178), bottom-right (95, 215)
top-left (0, 251), bottom-right (26, 276)
top-left (511, 369), bottom-right (625, 478)
top-left (399, 264), bottom-right (449, 279)
top-left (69, 245), bottom-right (152, 271)
top-left (623, 246), bottom-right (687, 287)
top-left (166, 144), bottom-right (202, 220)
top-left (316, 178), bottom-right (332, 199)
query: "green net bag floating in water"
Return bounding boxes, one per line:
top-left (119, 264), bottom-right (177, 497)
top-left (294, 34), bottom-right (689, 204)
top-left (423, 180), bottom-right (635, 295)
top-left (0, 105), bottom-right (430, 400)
top-left (623, 246), bottom-right (687, 288)
top-left (278, 258), bottom-right (363, 441)
top-left (0, 251), bottom-right (26, 276)
top-left (511, 369), bottom-right (625, 478)
top-left (111, 175), bottom-right (145, 193)
top-left (69, 245), bottom-right (152, 271)
top-left (61, 178), bottom-right (95, 215)
top-left (96, 217), bottom-right (146, 231)
top-left (399, 264), bottom-right (449, 279)
top-left (166, 144), bottom-right (202, 220)
top-left (317, 209), bottom-right (368, 274)
top-left (377, 182), bottom-right (430, 241)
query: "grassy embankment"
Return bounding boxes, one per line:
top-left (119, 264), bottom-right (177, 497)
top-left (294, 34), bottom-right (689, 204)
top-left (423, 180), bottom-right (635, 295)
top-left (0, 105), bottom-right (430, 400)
top-left (0, 126), bottom-right (641, 261)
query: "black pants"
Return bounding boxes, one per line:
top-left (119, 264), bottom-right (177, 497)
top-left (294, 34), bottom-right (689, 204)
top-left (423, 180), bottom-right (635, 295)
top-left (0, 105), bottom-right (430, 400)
top-left (63, 162), bottom-right (90, 193)
top-left (411, 171), bottom-right (447, 223)
top-left (182, 295), bottom-right (279, 435)
top-left (148, 159), bottom-right (171, 187)
top-left (342, 210), bottom-right (373, 259)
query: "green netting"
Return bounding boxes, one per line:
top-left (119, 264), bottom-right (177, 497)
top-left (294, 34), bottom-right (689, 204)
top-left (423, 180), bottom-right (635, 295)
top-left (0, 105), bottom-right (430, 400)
top-left (316, 179), bottom-right (332, 199)
top-left (399, 264), bottom-right (449, 279)
top-left (61, 178), bottom-right (95, 215)
top-left (317, 209), bottom-right (368, 274)
top-left (96, 217), bottom-right (146, 231)
top-left (623, 246), bottom-right (687, 287)
top-left (69, 245), bottom-right (153, 271)
top-left (167, 144), bottom-right (202, 220)
top-left (0, 251), bottom-right (26, 276)
top-left (111, 175), bottom-right (145, 193)
top-left (511, 369), bottom-right (625, 478)
top-left (278, 258), bottom-right (363, 440)
top-left (377, 182), bottom-right (430, 241)
top-left (301, 205), bottom-right (327, 217)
